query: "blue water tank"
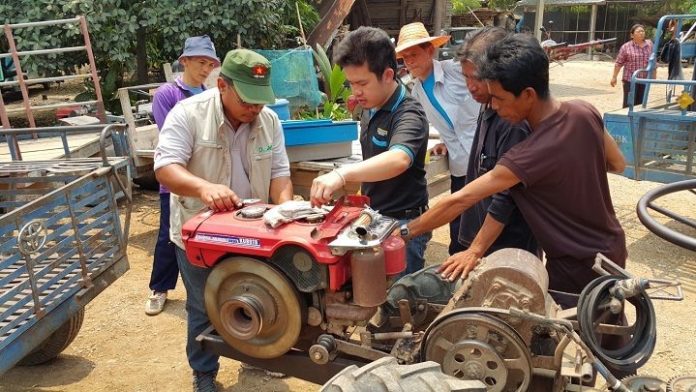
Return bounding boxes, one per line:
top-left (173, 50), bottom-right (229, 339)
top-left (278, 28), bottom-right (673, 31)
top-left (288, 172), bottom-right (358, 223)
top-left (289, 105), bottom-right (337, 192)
top-left (267, 99), bottom-right (290, 120)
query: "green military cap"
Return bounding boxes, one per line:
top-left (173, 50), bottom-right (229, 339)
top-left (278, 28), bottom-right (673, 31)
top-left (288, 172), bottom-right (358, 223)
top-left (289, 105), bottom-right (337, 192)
top-left (220, 49), bottom-right (275, 105)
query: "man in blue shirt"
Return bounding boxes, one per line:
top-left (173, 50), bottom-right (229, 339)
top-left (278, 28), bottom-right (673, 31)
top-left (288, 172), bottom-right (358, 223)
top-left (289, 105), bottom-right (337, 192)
top-left (396, 22), bottom-right (480, 255)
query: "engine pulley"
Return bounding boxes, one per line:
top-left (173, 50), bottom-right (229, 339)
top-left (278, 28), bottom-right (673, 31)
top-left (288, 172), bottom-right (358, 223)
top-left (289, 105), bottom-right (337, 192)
top-left (205, 256), bottom-right (304, 359)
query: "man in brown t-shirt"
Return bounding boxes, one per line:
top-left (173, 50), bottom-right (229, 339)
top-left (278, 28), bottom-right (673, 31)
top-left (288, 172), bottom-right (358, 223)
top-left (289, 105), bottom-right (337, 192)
top-left (402, 33), bottom-right (627, 308)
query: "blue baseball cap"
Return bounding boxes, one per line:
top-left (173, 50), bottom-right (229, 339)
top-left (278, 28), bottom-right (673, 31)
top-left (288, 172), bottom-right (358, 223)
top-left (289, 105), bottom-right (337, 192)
top-left (179, 35), bottom-right (220, 66)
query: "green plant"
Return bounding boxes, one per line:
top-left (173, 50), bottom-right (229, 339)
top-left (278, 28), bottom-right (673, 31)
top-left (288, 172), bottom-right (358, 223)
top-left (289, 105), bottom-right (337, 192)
top-left (0, 0), bottom-right (320, 112)
top-left (312, 44), bottom-right (351, 121)
top-left (452, 0), bottom-right (482, 15)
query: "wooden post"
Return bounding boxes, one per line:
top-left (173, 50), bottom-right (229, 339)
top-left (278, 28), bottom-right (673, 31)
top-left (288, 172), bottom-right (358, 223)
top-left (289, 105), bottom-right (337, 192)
top-left (534, 0), bottom-right (546, 42)
top-left (433, 0), bottom-right (444, 35)
top-left (588, 4), bottom-right (598, 59)
top-left (399, 0), bottom-right (407, 26)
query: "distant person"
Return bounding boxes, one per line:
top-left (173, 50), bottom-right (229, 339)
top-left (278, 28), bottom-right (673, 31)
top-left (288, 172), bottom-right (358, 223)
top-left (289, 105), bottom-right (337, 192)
top-left (310, 26), bottom-right (431, 277)
top-left (611, 24), bottom-right (653, 108)
top-left (395, 22), bottom-right (480, 256)
top-left (145, 35), bottom-right (220, 316)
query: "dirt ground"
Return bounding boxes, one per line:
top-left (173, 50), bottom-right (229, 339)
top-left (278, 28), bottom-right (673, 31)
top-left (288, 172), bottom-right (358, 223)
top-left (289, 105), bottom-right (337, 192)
top-left (1, 60), bottom-right (695, 391)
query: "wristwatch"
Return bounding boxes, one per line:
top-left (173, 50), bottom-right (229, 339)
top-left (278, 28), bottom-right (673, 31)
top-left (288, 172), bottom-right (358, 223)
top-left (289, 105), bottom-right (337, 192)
top-left (399, 223), bottom-right (410, 239)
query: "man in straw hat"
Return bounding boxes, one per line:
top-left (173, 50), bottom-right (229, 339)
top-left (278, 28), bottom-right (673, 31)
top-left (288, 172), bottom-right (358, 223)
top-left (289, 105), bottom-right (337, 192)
top-left (154, 48), bottom-right (293, 391)
top-left (146, 35), bottom-right (220, 317)
top-left (396, 22), bottom-right (480, 256)
top-left (310, 26), bottom-right (432, 277)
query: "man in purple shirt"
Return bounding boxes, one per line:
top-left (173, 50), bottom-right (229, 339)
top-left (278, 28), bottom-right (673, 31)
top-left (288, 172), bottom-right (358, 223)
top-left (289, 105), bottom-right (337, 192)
top-left (145, 35), bottom-right (220, 316)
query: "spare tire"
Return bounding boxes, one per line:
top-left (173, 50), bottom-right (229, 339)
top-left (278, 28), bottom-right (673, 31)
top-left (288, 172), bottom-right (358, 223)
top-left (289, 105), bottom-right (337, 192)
top-left (18, 307), bottom-right (85, 366)
top-left (320, 357), bottom-right (487, 392)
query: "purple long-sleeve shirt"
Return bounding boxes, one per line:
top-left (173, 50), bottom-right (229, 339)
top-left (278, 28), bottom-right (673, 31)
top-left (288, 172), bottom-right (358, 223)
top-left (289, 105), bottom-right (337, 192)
top-left (152, 77), bottom-right (205, 193)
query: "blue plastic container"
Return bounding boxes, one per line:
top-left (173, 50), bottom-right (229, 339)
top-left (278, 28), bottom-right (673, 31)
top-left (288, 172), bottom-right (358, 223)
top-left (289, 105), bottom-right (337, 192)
top-left (267, 99), bottom-right (291, 120)
top-left (281, 119), bottom-right (358, 146)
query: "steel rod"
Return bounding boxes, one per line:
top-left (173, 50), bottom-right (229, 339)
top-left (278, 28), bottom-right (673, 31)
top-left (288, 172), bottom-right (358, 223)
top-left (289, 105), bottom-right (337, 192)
top-left (0, 46), bottom-right (86, 58)
top-left (7, 17), bottom-right (80, 29)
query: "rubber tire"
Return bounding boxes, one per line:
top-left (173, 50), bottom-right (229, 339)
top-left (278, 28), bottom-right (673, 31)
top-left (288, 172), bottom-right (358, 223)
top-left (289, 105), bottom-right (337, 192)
top-left (18, 308), bottom-right (85, 366)
top-left (133, 171), bottom-right (159, 191)
top-left (320, 357), bottom-right (487, 392)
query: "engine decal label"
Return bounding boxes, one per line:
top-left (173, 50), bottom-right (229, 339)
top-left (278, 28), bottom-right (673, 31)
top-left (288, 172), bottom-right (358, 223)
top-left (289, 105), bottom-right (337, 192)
top-left (195, 233), bottom-right (261, 248)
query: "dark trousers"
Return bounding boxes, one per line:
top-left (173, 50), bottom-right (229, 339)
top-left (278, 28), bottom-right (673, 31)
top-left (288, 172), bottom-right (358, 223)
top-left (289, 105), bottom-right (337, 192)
top-left (149, 192), bottom-right (179, 292)
top-left (176, 246), bottom-right (219, 372)
top-left (622, 81), bottom-right (646, 108)
top-left (448, 175), bottom-right (467, 255)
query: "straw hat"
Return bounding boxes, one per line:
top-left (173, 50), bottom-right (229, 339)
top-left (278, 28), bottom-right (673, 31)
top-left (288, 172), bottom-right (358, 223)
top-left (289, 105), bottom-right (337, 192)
top-left (395, 22), bottom-right (450, 58)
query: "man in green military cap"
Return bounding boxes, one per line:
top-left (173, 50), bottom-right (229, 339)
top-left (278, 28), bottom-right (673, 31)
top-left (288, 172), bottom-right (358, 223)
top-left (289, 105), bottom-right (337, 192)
top-left (154, 49), bottom-right (293, 391)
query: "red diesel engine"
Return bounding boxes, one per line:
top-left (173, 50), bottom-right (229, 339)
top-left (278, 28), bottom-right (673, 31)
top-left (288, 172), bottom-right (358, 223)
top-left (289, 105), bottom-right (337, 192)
top-left (181, 195), bottom-right (406, 359)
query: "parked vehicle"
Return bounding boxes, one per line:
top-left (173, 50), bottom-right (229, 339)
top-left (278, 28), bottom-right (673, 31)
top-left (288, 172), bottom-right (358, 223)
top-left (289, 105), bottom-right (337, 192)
top-left (436, 27), bottom-right (479, 60)
top-left (0, 124), bottom-right (132, 375)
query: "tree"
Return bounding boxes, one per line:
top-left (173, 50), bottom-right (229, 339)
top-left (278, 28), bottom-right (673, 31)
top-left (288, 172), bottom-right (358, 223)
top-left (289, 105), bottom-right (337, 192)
top-left (452, 0), bottom-right (483, 15)
top-left (0, 0), bottom-right (319, 111)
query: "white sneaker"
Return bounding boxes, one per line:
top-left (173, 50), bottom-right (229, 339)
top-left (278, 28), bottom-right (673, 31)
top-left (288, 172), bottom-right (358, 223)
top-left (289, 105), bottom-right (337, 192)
top-left (145, 291), bottom-right (167, 315)
top-left (240, 362), bottom-right (286, 378)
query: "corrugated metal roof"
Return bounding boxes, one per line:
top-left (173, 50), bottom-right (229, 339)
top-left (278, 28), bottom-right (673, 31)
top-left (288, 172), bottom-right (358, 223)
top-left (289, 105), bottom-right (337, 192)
top-left (517, 0), bottom-right (606, 7)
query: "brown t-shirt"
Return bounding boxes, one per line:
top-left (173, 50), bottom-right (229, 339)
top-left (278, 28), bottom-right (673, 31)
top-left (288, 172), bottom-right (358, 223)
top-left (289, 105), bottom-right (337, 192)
top-left (498, 100), bottom-right (627, 299)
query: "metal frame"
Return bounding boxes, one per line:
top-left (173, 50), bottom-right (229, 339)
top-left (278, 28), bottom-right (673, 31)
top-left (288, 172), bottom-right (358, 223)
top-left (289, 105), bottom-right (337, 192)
top-left (0, 124), bottom-right (131, 375)
top-left (0, 16), bottom-right (105, 130)
top-left (625, 15), bottom-right (696, 181)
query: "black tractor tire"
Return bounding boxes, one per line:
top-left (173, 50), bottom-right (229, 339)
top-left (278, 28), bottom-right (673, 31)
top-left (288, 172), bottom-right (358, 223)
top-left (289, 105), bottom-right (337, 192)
top-left (320, 357), bottom-right (487, 392)
top-left (18, 307), bottom-right (85, 366)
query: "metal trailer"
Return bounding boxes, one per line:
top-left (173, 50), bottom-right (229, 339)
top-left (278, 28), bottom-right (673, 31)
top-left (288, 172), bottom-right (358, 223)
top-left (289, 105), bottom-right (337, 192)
top-left (604, 15), bottom-right (696, 183)
top-left (0, 124), bottom-right (132, 375)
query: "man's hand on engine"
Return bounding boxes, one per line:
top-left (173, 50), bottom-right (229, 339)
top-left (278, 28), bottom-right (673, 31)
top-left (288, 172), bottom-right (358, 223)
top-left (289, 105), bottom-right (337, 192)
top-left (310, 169), bottom-right (345, 207)
top-left (438, 249), bottom-right (482, 282)
top-left (199, 183), bottom-right (242, 212)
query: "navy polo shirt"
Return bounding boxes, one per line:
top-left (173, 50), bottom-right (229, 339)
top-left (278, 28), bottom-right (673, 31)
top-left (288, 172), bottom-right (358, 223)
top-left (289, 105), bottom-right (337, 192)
top-left (359, 83), bottom-right (429, 213)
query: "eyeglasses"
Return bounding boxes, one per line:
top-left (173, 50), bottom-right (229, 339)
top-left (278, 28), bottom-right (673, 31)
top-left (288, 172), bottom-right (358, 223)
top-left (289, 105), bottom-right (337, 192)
top-left (230, 85), bottom-right (264, 110)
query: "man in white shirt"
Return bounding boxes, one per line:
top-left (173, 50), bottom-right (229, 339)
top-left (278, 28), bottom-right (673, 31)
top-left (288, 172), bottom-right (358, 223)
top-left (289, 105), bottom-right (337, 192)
top-left (396, 22), bottom-right (480, 255)
top-left (154, 49), bottom-right (292, 391)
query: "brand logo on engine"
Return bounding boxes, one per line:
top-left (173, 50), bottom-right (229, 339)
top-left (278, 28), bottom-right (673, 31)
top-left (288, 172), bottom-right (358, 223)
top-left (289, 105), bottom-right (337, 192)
top-left (195, 233), bottom-right (261, 248)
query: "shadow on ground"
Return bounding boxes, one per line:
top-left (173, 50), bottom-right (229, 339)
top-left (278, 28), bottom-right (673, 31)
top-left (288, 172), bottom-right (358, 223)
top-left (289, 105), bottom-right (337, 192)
top-left (626, 220), bottom-right (696, 295)
top-left (550, 83), bottom-right (612, 98)
top-left (0, 355), bottom-right (95, 390)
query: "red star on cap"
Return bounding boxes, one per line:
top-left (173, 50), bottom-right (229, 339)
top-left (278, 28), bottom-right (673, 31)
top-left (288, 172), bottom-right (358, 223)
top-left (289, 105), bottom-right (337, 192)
top-left (251, 64), bottom-right (268, 78)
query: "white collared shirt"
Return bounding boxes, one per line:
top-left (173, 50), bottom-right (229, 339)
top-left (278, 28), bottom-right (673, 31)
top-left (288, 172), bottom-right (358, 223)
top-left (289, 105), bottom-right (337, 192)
top-left (411, 59), bottom-right (480, 177)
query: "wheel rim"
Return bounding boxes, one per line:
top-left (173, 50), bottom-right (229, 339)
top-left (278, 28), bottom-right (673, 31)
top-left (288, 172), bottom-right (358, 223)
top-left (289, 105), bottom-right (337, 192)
top-left (205, 256), bottom-right (303, 359)
top-left (422, 310), bottom-right (532, 392)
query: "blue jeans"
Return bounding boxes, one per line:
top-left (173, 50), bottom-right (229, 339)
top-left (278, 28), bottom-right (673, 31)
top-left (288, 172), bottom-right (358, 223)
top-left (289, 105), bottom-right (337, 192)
top-left (149, 192), bottom-right (179, 292)
top-left (175, 246), bottom-right (219, 373)
top-left (397, 218), bottom-right (432, 279)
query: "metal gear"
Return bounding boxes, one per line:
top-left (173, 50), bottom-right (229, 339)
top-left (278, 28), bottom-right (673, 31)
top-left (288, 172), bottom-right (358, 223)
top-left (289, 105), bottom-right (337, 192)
top-left (421, 309), bottom-right (532, 392)
top-left (204, 256), bottom-right (304, 359)
top-left (667, 375), bottom-right (696, 392)
top-left (601, 375), bottom-right (667, 392)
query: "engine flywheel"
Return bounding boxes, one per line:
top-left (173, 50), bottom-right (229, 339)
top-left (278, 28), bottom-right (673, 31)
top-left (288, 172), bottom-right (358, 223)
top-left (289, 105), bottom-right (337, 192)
top-left (421, 309), bottom-right (532, 392)
top-left (205, 256), bottom-right (304, 359)
top-left (667, 375), bottom-right (696, 392)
